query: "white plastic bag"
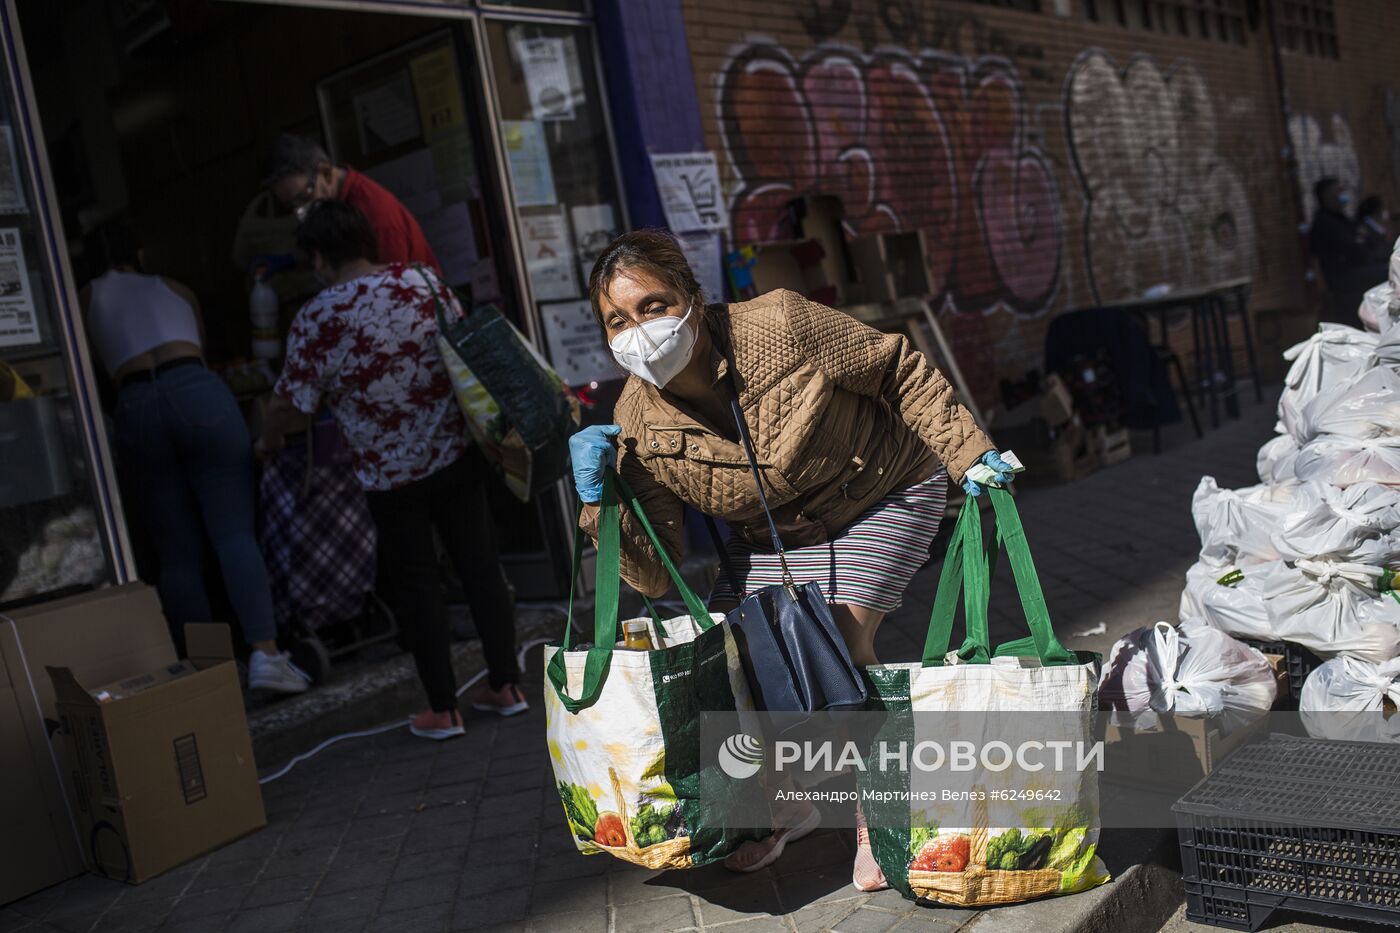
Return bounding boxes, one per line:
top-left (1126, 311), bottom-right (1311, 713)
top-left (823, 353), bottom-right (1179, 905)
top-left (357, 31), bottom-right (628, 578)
top-left (1359, 283), bottom-right (1393, 332)
top-left (1293, 435), bottom-right (1400, 487)
top-left (1376, 318), bottom-right (1400, 369)
top-left (1292, 366), bottom-right (1400, 444)
top-left (1271, 482), bottom-right (1400, 563)
top-left (1192, 561), bottom-right (1288, 642)
top-left (1277, 324), bottom-right (1379, 436)
top-left (1099, 620), bottom-right (1276, 731)
top-left (1300, 656), bottom-right (1400, 743)
top-left (1179, 556), bottom-right (1235, 623)
top-left (1256, 433), bottom-right (1299, 484)
top-left (1190, 477), bottom-right (1298, 564)
top-left (1258, 559), bottom-right (1400, 662)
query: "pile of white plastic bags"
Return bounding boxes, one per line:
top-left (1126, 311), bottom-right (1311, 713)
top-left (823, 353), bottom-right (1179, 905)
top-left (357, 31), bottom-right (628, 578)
top-left (1174, 242), bottom-right (1400, 739)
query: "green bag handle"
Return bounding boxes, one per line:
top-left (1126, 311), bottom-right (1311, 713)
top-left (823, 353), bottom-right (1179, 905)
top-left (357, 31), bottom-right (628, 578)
top-left (921, 487), bottom-right (1075, 667)
top-left (546, 471), bottom-right (712, 712)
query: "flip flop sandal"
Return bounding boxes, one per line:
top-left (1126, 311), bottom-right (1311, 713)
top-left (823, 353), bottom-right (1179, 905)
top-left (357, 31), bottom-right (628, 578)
top-left (730, 805), bottom-right (822, 874)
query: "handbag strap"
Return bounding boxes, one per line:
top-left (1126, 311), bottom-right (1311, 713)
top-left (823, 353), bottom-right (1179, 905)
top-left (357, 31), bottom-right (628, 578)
top-left (921, 487), bottom-right (1076, 666)
top-left (722, 381), bottom-right (797, 592)
top-left (703, 514), bottom-right (744, 599)
top-left (416, 264), bottom-right (457, 338)
top-left (546, 471), bottom-right (713, 712)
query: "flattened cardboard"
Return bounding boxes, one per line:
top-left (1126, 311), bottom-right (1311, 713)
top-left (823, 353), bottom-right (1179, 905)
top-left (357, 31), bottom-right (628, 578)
top-left (0, 583), bottom-right (172, 905)
top-left (48, 648), bottom-right (265, 884)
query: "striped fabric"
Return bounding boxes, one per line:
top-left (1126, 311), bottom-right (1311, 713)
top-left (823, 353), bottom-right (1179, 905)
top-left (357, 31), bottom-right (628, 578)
top-left (708, 471), bottom-right (949, 612)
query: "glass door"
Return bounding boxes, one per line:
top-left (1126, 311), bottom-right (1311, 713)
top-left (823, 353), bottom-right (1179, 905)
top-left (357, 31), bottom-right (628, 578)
top-left (0, 2), bottom-right (127, 609)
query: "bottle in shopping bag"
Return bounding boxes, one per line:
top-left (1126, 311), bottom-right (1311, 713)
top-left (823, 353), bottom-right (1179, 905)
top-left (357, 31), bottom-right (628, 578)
top-left (250, 265), bottom-right (281, 361)
top-left (622, 619), bottom-right (653, 651)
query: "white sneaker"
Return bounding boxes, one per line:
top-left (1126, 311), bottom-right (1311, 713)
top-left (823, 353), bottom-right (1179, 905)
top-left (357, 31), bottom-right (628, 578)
top-left (248, 650), bottom-right (311, 694)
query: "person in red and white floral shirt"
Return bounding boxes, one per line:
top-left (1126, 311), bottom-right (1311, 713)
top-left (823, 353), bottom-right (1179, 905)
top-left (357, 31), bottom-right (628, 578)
top-left (259, 200), bottom-right (526, 736)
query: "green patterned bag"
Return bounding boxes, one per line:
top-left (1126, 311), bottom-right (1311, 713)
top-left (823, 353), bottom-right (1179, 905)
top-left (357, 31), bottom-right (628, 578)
top-left (544, 473), bottom-right (767, 868)
top-left (861, 488), bottom-right (1109, 906)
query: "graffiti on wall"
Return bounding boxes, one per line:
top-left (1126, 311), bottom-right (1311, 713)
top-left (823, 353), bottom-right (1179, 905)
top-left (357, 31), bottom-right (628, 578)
top-left (1288, 111), bottom-right (1361, 220)
top-left (1065, 50), bottom-right (1258, 305)
top-left (717, 42), bottom-right (1064, 316)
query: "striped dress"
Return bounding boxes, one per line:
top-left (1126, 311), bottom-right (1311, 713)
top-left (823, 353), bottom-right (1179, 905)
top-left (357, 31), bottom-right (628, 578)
top-left (708, 471), bottom-right (949, 612)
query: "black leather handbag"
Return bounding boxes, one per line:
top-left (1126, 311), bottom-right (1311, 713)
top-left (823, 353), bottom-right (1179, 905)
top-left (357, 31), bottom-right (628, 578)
top-left (706, 389), bottom-right (867, 714)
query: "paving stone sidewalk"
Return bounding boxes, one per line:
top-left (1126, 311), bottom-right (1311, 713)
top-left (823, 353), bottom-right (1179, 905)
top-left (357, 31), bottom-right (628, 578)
top-left (0, 393), bottom-right (1280, 933)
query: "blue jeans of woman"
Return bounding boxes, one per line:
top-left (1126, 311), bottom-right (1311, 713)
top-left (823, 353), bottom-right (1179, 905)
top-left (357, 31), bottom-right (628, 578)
top-left (114, 363), bottom-right (276, 644)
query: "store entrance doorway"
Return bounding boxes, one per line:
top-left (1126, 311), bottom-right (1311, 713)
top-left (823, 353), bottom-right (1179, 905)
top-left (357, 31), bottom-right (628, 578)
top-left (18, 0), bottom-right (569, 617)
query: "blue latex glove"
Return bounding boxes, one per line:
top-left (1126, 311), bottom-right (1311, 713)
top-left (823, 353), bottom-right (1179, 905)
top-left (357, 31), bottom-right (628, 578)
top-left (961, 450), bottom-right (1018, 498)
top-left (569, 424), bottom-right (621, 503)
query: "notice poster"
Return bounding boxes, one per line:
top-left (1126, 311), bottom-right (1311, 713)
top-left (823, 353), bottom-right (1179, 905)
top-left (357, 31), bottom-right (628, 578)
top-left (352, 72), bottom-right (421, 155)
top-left (649, 152), bottom-right (729, 233)
top-left (570, 203), bottom-right (617, 284)
top-left (678, 232), bottom-right (725, 303)
top-left (409, 47), bottom-right (466, 135)
top-left (541, 299), bottom-right (615, 387)
top-left (0, 229), bottom-right (38, 347)
top-left (521, 209), bottom-right (578, 301)
top-left (0, 127), bottom-right (25, 214)
top-left (502, 120), bottom-right (557, 207)
top-left (516, 37), bottom-right (575, 122)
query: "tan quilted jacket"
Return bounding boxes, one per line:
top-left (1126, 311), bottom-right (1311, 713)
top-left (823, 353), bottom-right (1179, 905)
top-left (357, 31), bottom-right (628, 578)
top-left (580, 289), bottom-right (992, 598)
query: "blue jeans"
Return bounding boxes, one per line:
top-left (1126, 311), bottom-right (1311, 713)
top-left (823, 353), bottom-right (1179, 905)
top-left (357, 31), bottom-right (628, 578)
top-left (114, 363), bottom-right (276, 644)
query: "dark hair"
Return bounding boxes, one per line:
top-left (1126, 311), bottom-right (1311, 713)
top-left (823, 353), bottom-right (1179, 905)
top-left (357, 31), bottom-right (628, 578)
top-left (1314, 176), bottom-right (1339, 204)
top-left (264, 133), bottom-right (331, 186)
top-left (79, 218), bottom-right (142, 284)
top-left (587, 229), bottom-right (704, 328)
top-left (1358, 195), bottom-right (1385, 220)
top-left (295, 199), bottom-right (379, 268)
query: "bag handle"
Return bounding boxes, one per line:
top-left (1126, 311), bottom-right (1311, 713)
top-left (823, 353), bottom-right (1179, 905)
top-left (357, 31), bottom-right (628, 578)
top-left (722, 379), bottom-right (797, 593)
top-left (921, 487), bottom-right (1076, 666)
top-left (416, 264), bottom-right (459, 340)
top-left (546, 471), bottom-right (713, 712)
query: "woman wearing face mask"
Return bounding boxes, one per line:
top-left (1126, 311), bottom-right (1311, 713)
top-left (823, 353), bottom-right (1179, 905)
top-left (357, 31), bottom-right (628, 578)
top-left (568, 230), bottom-right (1013, 885)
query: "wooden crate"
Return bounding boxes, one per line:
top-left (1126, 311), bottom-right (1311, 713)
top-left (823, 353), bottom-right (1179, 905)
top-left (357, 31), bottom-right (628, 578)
top-left (847, 231), bottom-right (933, 303)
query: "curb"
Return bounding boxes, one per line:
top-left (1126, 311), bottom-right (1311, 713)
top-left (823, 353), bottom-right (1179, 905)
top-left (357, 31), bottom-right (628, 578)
top-left (966, 829), bottom-right (1183, 933)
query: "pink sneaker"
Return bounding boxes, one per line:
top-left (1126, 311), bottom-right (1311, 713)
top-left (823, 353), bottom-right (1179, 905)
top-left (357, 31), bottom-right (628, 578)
top-left (409, 707), bottom-right (465, 740)
top-left (470, 683), bottom-right (529, 717)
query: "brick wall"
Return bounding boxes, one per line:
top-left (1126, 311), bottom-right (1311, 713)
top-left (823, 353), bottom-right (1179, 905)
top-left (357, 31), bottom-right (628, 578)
top-left (1280, 1), bottom-right (1400, 220)
top-left (680, 0), bottom-right (1398, 409)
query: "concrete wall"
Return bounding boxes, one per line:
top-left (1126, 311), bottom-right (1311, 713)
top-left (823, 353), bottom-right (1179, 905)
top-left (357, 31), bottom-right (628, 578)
top-left (680, 0), bottom-right (1397, 407)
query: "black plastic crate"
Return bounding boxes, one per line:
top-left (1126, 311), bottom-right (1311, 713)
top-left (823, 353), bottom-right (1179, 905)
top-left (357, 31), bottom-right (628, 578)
top-left (1174, 735), bottom-right (1400, 930)
top-left (1239, 637), bottom-right (1322, 707)
top-left (1185, 878), bottom-right (1400, 931)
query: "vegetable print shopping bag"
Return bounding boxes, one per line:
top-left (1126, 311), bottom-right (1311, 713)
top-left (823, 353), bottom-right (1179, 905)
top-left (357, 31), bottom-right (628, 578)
top-left (861, 488), bottom-right (1109, 906)
top-left (545, 474), bottom-right (768, 869)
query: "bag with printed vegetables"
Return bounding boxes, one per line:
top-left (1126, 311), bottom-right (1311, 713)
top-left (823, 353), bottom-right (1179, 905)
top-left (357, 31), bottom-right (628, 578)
top-left (545, 474), bottom-right (769, 869)
top-left (859, 488), bottom-right (1109, 907)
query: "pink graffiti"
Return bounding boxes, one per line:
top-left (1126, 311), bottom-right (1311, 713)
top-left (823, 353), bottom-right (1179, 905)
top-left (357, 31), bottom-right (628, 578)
top-left (718, 44), bottom-right (1062, 315)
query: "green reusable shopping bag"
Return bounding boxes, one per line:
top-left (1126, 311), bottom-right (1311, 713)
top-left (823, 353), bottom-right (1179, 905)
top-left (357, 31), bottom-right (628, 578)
top-left (544, 473), bottom-right (768, 869)
top-left (860, 487), bottom-right (1109, 906)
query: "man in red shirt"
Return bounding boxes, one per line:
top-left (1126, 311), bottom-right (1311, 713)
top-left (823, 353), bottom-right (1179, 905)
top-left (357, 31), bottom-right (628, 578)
top-left (264, 133), bottom-right (440, 271)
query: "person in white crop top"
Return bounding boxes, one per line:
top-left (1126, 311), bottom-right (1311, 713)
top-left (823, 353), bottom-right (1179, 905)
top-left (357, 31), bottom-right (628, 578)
top-left (79, 221), bottom-right (309, 695)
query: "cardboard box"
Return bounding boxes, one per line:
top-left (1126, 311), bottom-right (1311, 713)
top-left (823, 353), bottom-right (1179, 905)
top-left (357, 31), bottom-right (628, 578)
top-left (1092, 426), bottom-right (1132, 467)
top-left (1040, 374), bottom-right (1075, 428)
top-left (0, 583), bottom-right (176, 905)
top-left (791, 194), bottom-right (853, 305)
top-left (48, 624), bottom-right (264, 884)
top-left (749, 239), bottom-right (840, 306)
top-left (1099, 711), bottom-right (1267, 794)
top-left (847, 230), bottom-right (933, 303)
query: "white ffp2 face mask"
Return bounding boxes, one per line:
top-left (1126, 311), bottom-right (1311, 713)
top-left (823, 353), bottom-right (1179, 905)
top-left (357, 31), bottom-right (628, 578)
top-left (609, 298), bottom-right (697, 388)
